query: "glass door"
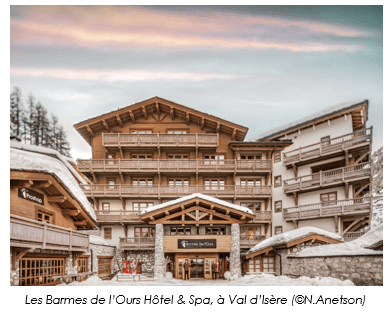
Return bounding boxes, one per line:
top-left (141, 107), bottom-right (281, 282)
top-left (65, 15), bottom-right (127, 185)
top-left (190, 259), bottom-right (204, 278)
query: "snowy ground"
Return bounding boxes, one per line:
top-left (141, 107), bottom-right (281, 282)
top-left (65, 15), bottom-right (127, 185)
top-left (58, 274), bottom-right (354, 286)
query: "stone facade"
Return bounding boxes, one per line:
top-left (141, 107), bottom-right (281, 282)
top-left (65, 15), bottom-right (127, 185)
top-left (126, 250), bottom-right (155, 275)
top-left (230, 223), bottom-right (241, 277)
top-left (87, 242), bottom-right (123, 275)
top-left (154, 224), bottom-right (165, 278)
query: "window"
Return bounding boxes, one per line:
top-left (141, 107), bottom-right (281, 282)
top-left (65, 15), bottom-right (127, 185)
top-left (102, 203), bottom-right (110, 211)
top-left (36, 208), bottom-right (53, 224)
top-left (320, 192), bottom-right (337, 206)
top-left (168, 154), bottom-right (189, 159)
top-left (274, 176), bottom-right (282, 188)
top-left (204, 154), bottom-right (225, 165)
top-left (133, 178), bottom-right (153, 187)
top-left (167, 130), bottom-right (188, 134)
top-left (131, 130), bottom-right (152, 134)
top-left (205, 227), bottom-right (226, 235)
top-left (133, 202), bottom-right (154, 213)
top-left (274, 201), bottom-right (282, 213)
top-left (241, 202), bottom-right (261, 213)
top-left (132, 154), bottom-right (152, 159)
top-left (135, 227), bottom-right (154, 239)
top-left (107, 153), bottom-right (115, 165)
top-left (275, 226), bottom-right (283, 235)
top-left (204, 179), bottom-right (225, 190)
top-left (104, 228), bottom-right (112, 239)
top-left (248, 258), bottom-right (261, 273)
top-left (240, 179), bottom-right (261, 186)
top-left (77, 257), bottom-right (89, 282)
top-left (274, 151), bottom-right (281, 163)
top-left (321, 136), bottom-right (331, 146)
top-left (19, 257), bottom-right (65, 286)
top-left (108, 179), bottom-right (115, 189)
top-left (169, 179), bottom-right (189, 187)
top-left (240, 154), bottom-right (262, 160)
top-left (170, 227), bottom-right (191, 235)
top-left (262, 257), bottom-right (275, 273)
top-left (241, 226), bottom-right (261, 240)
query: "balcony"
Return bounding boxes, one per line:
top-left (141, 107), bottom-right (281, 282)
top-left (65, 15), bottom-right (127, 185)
top-left (80, 184), bottom-right (272, 199)
top-left (119, 237), bottom-right (155, 250)
top-left (95, 210), bottom-right (142, 223)
top-left (283, 197), bottom-right (371, 222)
top-left (102, 133), bottom-right (218, 148)
top-left (240, 235), bottom-right (266, 248)
top-left (10, 214), bottom-right (89, 251)
top-left (283, 162), bottom-right (371, 194)
top-left (77, 159), bottom-right (272, 174)
top-left (283, 127), bottom-right (372, 167)
top-left (253, 211), bottom-right (272, 221)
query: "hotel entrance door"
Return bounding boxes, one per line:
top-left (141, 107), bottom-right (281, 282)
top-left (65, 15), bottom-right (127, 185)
top-left (190, 258), bottom-right (204, 278)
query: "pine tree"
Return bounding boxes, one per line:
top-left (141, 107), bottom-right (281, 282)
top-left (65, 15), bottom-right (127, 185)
top-left (57, 125), bottom-right (71, 157)
top-left (10, 87), bottom-right (24, 138)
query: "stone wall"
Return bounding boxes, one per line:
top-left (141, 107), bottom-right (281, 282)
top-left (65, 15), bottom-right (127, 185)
top-left (230, 223), bottom-right (241, 277)
top-left (87, 243), bottom-right (123, 275)
top-left (126, 250), bottom-right (155, 275)
top-left (154, 224), bottom-right (164, 278)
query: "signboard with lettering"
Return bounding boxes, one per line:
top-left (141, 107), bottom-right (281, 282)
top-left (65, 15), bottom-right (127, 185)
top-left (18, 188), bottom-right (44, 205)
top-left (178, 239), bottom-right (217, 249)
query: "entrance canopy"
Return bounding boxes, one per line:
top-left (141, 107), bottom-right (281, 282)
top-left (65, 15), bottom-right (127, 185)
top-left (139, 193), bottom-right (255, 225)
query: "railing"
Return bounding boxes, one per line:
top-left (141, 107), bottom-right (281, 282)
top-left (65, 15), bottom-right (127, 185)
top-left (95, 210), bottom-right (141, 222)
top-left (254, 211), bottom-right (272, 221)
top-left (77, 159), bottom-right (272, 173)
top-left (80, 184), bottom-right (272, 198)
top-left (343, 231), bottom-right (368, 242)
top-left (102, 133), bottom-right (219, 147)
top-left (283, 197), bottom-right (371, 221)
top-left (10, 214), bottom-right (89, 250)
top-left (283, 127), bottom-right (372, 165)
top-left (119, 237), bottom-right (155, 250)
top-left (240, 235), bottom-right (266, 247)
top-left (283, 162), bottom-right (371, 193)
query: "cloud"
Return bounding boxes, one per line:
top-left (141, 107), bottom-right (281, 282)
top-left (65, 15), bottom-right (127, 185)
top-left (10, 67), bottom-right (237, 82)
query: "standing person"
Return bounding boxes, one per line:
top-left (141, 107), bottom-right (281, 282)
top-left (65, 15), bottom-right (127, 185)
top-left (212, 261), bottom-right (218, 280)
top-left (183, 259), bottom-right (190, 280)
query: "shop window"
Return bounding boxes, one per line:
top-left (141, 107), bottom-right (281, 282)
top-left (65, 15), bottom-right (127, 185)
top-left (274, 151), bottom-right (281, 163)
top-left (205, 227), bottom-right (226, 235)
top-left (320, 192), bottom-right (337, 206)
top-left (274, 176), bottom-right (282, 188)
top-left (133, 202), bottom-right (154, 214)
top-left (104, 228), bottom-right (112, 239)
top-left (274, 201), bottom-right (282, 213)
top-left (19, 257), bottom-right (65, 286)
top-left (204, 155), bottom-right (225, 165)
top-left (275, 226), bottom-right (283, 235)
top-left (133, 178), bottom-right (153, 187)
top-left (204, 179), bottom-right (225, 190)
top-left (170, 227), bottom-right (191, 235)
top-left (240, 179), bottom-right (261, 186)
top-left (169, 179), bottom-right (189, 187)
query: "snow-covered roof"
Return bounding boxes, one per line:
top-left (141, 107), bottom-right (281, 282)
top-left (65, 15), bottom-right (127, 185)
top-left (10, 141), bottom-right (96, 221)
top-left (297, 224), bottom-right (383, 257)
top-left (247, 226), bottom-right (343, 255)
top-left (89, 235), bottom-right (109, 246)
top-left (142, 193), bottom-right (253, 215)
top-left (252, 99), bottom-right (367, 141)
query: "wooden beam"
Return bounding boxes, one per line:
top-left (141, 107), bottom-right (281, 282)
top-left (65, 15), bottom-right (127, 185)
top-left (231, 128), bottom-right (236, 140)
top-left (120, 197), bottom-right (125, 210)
top-left (102, 119), bottom-right (111, 132)
top-left (343, 218), bottom-right (364, 234)
top-left (165, 211), bottom-right (170, 216)
top-left (292, 164), bottom-right (298, 177)
top-left (155, 102), bottom-right (160, 116)
top-left (200, 117), bottom-right (205, 130)
top-left (62, 209), bottom-right (80, 216)
top-left (354, 152), bottom-right (369, 165)
top-left (293, 192), bottom-right (298, 206)
top-left (240, 215), bottom-right (246, 220)
top-left (164, 220), bottom-right (237, 225)
top-left (119, 171), bottom-right (124, 183)
top-left (186, 112), bottom-right (190, 125)
top-left (345, 182), bottom-right (349, 199)
top-left (12, 248), bottom-right (35, 269)
top-left (334, 215), bottom-right (339, 232)
top-left (216, 122), bottom-right (220, 133)
top-left (34, 180), bottom-right (53, 189)
top-left (86, 125), bottom-right (94, 137)
top-left (74, 220), bottom-right (87, 226)
top-left (354, 182), bottom-right (370, 198)
top-left (293, 220), bottom-right (298, 229)
top-left (142, 106), bottom-right (148, 119)
top-left (350, 219), bottom-right (369, 232)
top-left (116, 115), bottom-right (124, 127)
top-left (47, 196), bottom-right (66, 203)
top-left (129, 110), bottom-right (136, 123)
top-left (170, 106), bottom-right (174, 120)
top-left (10, 180), bottom-right (33, 188)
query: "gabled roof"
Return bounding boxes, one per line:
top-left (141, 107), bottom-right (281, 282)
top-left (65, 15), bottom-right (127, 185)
top-left (252, 100), bottom-right (369, 141)
top-left (74, 96), bottom-right (249, 145)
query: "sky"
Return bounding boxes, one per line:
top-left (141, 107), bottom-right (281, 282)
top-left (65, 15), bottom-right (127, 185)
top-left (9, 5), bottom-right (383, 159)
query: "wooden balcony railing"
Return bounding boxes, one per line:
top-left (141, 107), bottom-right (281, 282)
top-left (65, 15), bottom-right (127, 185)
top-left (283, 127), bottom-right (372, 166)
top-left (95, 210), bottom-right (141, 222)
top-left (77, 159), bottom-right (272, 173)
top-left (283, 197), bottom-right (371, 222)
top-left (80, 184), bottom-right (272, 199)
top-left (119, 237), bottom-right (155, 250)
top-left (254, 211), bottom-right (272, 221)
top-left (102, 133), bottom-right (219, 148)
top-left (240, 235), bottom-right (266, 248)
top-left (10, 214), bottom-right (89, 251)
top-left (343, 231), bottom-right (368, 242)
top-left (283, 161), bottom-right (371, 194)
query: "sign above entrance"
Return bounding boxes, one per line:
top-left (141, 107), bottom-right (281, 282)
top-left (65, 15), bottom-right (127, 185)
top-left (178, 239), bottom-right (217, 249)
top-left (18, 188), bottom-right (44, 205)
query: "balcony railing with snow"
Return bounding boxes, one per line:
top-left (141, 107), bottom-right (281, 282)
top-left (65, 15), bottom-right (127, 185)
top-left (283, 127), bottom-right (372, 166)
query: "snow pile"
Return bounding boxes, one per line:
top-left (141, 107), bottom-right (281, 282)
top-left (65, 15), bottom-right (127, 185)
top-left (247, 226), bottom-right (342, 255)
top-left (10, 141), bottom-right (96, 220)
top-left (59, 273), bottom-right (353, 286)
top-left (298, 224), bottom-right (383, 257)
top-left (142, 193), bottom-right (253, 215)
top-left (89, 235), bottom-right (109, 245)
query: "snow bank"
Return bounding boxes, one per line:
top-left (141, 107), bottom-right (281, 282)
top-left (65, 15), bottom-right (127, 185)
top-left (142, 193), bottom-right (253, 214)
top-left (247, 226), bottom-right (342, 255)
top-left (10, 142), bottom-right (96, 220)
top-left (297, 225), bottom-right (383, 257)
top-left (89, 235), bottom-right (109, 245)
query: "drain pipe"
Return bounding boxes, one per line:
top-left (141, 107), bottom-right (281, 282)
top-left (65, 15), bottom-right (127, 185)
top-left (90, 249), bottom-right (94, 275)
top-left (274, 250), bottom-right (282, 276)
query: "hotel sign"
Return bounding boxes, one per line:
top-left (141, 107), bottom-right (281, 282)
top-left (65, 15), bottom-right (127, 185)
top-left (18, 188), bottom-right (44, 205)
top-left (178, 239), bottom-right (217, 249)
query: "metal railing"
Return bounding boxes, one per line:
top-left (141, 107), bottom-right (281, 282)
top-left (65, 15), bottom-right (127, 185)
top-left (10, 214), bottom-right (89, 250)
top-left (102, 133), bottom-right (219, 147)
top-left (283, 127), bottom-right (372, 165)
top-left (283, 197), bottom-right (371, 221)
top-left (80, 184), bottom-right (272, 198)
top-left (77, 158), bottom-right (272, 173)
top-left (283, 161), bottom-right (371, 193)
